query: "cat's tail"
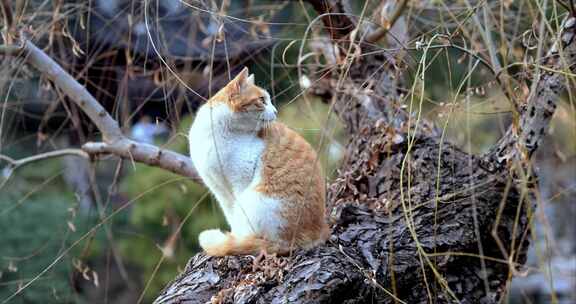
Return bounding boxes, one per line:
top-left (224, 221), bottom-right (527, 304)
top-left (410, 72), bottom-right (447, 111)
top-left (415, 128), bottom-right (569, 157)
top-left (198, 229), bottom-right (278, 256)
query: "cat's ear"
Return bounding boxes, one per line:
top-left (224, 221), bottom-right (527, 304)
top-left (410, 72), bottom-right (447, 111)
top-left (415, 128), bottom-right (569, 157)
top-left (230, 67), bottom-right (249, 94)
top-left (235, 67), bottom-right (249, 82)
top-left (246, 74), bottom-right (255, 85)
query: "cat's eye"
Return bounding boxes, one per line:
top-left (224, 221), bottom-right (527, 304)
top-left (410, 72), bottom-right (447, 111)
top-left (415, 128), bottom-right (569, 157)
top-left (243, 101), bottom-right (264, 112)
top-left (252, 97), bottom-right (265, 107)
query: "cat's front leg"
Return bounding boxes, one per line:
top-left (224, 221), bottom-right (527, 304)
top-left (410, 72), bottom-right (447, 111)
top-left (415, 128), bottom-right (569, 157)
top-left (230, 189), bottom-right (284, 241)
top-left (209, 187), bottom-right (236, 223)
top-left (197, 189), bottom-right (289, 256)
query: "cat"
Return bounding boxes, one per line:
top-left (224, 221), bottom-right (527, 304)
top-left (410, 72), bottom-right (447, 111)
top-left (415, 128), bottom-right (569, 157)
top-left (188, 67), bottom-right (329, 256)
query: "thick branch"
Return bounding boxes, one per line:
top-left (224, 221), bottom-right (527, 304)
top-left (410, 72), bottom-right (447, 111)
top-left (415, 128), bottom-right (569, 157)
top-left (83, 140), bottom-right (202, 183)
top-left (0, 40), bottom-right (201, 182)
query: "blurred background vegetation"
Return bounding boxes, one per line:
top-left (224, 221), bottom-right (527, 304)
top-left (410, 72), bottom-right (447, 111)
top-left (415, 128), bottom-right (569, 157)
top-left (0, 0), bottom-right (574, 303)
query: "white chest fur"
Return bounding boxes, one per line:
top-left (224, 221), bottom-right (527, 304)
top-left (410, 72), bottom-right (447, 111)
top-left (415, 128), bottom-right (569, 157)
top-left (188, 104), bottom-right (265, 206)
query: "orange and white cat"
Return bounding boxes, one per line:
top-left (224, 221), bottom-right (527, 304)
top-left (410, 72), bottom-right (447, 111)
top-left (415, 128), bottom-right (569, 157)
top-left (188, 67), bottom-right (329, 256)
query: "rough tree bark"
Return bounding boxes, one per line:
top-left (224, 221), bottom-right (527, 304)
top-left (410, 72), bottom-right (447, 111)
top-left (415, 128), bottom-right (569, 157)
top-left (153, 2), bottom-right (576, 304)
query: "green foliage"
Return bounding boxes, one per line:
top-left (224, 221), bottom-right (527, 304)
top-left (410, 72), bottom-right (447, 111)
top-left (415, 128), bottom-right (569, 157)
top-left (0, 193), bottom-right (85, 303)
top-left (0, 147), bottom-right (101, 303)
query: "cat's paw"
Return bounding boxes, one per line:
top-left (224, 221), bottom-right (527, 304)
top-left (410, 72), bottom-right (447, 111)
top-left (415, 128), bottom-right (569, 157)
top-left (198, 229), bottom-right (228, 251)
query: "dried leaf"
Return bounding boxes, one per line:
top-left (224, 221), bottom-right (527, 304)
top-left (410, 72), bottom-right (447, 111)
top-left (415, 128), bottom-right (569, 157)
top-left (67, 221), bottom-right (76, 232)
top-left (92, 271), bottom-right (99, 287)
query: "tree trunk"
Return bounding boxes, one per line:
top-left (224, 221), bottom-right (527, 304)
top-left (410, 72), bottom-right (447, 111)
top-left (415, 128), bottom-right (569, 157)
top-left (154, 2), bottom-right (576, 303)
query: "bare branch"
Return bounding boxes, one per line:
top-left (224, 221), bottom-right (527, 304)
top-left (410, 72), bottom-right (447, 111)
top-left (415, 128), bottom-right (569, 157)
top-left (365, 0), bottom-right (408, 43)
top-left (483, 16), bottom-right (576, 170)
top-left (8, 40), bottom-right (123, 141)
top-left (0, 40), bottom-right (202, 182)
top-left (0, 149), bottom-right (88, 168)
top-left (0, 149), bottom-right (88, 189)
top-left (83, 140), bottom-right (202, 183)
top-left (0, 0), bottom-right (14, 38)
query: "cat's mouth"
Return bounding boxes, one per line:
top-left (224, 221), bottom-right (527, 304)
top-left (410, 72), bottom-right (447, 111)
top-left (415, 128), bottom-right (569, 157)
top-left (259, 111), bottom-right (277, 122)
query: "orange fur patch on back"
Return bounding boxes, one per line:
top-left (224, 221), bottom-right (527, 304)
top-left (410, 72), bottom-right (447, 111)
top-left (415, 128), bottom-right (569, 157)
top-left (256, 122), bottom-right (330, 251)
